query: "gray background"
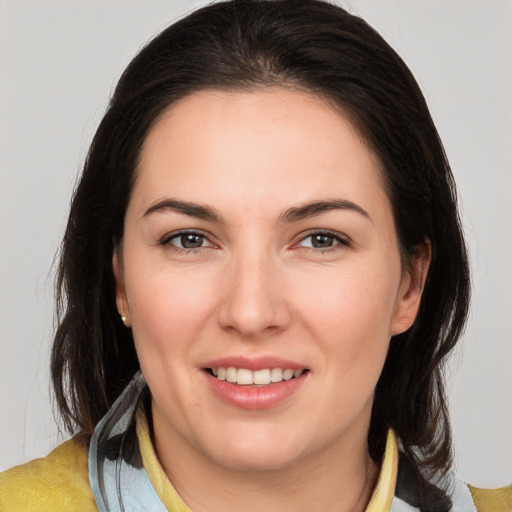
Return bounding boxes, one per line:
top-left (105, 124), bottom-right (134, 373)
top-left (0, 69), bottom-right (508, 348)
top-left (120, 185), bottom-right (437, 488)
top-left (1, 0), bottom-right (511, 485)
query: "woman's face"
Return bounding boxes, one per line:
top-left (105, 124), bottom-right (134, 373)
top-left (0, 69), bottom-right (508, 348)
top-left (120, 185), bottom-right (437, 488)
top-left (114, 89), bottom-right (425, 471)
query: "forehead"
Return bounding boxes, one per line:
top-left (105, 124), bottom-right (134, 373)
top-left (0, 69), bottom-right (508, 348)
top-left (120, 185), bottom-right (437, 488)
top-left (133, 88), bottom-right (388, 218)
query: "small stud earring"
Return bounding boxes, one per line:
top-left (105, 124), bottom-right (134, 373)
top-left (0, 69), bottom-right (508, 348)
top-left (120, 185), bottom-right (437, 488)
top-left (121, 315), bottom-right (127, 324)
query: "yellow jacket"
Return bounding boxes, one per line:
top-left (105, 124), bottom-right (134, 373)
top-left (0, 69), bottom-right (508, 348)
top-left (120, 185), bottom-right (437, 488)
top-left (1, 430), bottom-right (511, 512)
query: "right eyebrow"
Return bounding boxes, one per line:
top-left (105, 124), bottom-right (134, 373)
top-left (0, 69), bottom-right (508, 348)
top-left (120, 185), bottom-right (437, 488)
top-left (142, 198), bottom-right (225, 223)
top-left (278, 199), bottom-right (371, 224)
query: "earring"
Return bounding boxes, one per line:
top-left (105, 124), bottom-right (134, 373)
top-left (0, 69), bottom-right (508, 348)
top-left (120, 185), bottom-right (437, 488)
top-left (121, 314), bottom-right (127, 324)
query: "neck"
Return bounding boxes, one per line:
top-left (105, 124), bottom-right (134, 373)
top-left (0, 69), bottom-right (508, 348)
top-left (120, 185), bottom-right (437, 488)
top-left (152, 411), bottom-right (380, 512)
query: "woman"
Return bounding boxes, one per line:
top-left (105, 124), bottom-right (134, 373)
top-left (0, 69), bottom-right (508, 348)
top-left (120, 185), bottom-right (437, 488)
top-left (1, 0), bottom-right (510, 511)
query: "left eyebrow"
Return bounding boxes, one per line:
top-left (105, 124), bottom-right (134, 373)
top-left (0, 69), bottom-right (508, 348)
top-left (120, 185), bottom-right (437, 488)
top-left (142, 198), bottom-right (224, 223)
top-left (279, 199), bottom-right (371, 223)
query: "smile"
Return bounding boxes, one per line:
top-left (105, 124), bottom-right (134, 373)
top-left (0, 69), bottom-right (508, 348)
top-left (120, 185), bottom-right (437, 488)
top-left (209, 367), bottom-right (306, 386)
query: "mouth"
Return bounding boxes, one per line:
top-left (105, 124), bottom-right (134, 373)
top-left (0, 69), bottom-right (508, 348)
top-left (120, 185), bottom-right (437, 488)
top-left (205, 367), bottom-right (308, 386)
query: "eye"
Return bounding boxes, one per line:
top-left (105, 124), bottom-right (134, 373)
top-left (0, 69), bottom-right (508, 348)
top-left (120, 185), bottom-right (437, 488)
top-left (297, 231), bottom-right (349, 250)
top-left (162, 231), bottom-right (214, 250)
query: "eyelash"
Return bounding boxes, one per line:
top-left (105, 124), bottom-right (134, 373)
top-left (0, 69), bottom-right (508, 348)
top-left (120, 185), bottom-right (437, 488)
top-left (295, 230), bottom-right (350, 253)
top-left (159, 229), bottom-right (350, 254)
top-left (159, 230), bottom-right (215, 252)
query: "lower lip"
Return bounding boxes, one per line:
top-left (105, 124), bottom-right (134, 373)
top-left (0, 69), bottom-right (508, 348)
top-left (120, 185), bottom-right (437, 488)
top-left (204, 371), bottom-right (308, 410)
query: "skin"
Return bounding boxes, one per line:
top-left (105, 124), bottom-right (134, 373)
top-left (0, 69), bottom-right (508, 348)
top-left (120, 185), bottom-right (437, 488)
top-left (113, 88), bottom-right (429, 512)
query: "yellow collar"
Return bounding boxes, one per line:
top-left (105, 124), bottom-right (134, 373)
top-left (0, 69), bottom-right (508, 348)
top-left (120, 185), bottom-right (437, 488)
top-left (136, 409), bottom-right (192, 512)
top-left (136, 410), bottom-right (398, 512)
top-left (366, 428), bottom-right (399, 512)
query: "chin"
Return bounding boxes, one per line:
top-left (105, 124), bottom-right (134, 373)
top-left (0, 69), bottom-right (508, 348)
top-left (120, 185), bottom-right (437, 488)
top-left (205, 435), bottom-right (303, 473)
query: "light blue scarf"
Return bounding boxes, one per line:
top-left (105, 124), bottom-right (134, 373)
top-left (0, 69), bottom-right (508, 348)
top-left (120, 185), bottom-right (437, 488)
top-left (88, 371), bottom-right (167, 512)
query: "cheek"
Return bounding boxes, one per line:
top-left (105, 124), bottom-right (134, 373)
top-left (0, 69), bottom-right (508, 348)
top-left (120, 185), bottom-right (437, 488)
top-left (125, 264), bottom-right (219, 359)
top-left (296, 262), bottom-right (399, 323)
top-left (290, 261), bottom-right (400, 360)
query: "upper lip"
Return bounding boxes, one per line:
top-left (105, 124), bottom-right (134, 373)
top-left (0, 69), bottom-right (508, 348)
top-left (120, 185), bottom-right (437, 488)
top-left (202, 355), bottom-right (307, 371)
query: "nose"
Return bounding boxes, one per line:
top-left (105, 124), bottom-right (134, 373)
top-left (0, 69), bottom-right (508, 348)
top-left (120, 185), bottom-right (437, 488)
top-left (217, 251), bottom-right (291, 338)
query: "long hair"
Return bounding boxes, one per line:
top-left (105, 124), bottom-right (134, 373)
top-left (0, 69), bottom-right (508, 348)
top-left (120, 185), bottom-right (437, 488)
top-left (51, 0), bottom-right (470, 503)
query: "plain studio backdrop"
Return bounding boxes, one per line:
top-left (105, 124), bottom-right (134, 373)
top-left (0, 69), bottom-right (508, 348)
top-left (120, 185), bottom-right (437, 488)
top-left (0, 0), bottom-right (511, 486)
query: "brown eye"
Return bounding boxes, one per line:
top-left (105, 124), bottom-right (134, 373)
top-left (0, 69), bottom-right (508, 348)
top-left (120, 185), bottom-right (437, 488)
top-left (180, 233), bottom-right (204, 248)
top-left (164, 231), bottom-right (213, 250)
top-left (297, 231), bottom-right (349, 250)
top-left (311, 234), bottom-right (335, 248)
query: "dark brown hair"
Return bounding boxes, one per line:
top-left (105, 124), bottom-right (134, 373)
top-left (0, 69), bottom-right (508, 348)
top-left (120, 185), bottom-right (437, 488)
top-left (51, 0), bottom-right (470, 504)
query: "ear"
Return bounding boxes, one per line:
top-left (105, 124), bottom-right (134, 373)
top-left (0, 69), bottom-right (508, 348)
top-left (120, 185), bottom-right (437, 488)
top-left (113, 250), bottom-right (131, 327)
top-left (391, 241), bottom-right (431, 336)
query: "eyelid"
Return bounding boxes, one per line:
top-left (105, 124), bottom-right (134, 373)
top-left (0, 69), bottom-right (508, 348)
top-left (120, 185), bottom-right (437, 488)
top-left (294, 229), bottom-right (351, 249)
top-left (157, 228), bottom-right (349, 251)
top-left (159, 229), bottom-right (217, 249)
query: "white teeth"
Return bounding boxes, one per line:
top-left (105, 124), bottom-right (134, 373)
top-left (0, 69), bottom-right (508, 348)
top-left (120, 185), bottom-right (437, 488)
top-left (210, 367), bottom-right (305, 385)
top-left (270, 368), bottom-right (283, 382)
top-left (226, 367), bottom-right (237, 383)
top-left (283, 369), bottom-right (294, 381)
top-left (237, 368), bottom-right (253, 385)
top-left (253, 369), bottom-right (271, 385)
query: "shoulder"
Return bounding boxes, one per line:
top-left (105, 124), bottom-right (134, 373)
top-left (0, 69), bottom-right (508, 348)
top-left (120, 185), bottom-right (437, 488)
top-left (0, 436), bottom-right (97, 512)
top-left (468, 484), bottom-right (512, 512)
top-left (394, 450), bottom-right (512, 512)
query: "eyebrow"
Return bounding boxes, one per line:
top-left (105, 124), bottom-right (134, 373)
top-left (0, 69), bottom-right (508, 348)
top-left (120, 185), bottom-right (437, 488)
top-left (143, 199), bottom-right (225, 223)
top-left (142, 198), bottom-right (370, 224)
top-left (279, 199), bottom-right (371, 223)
